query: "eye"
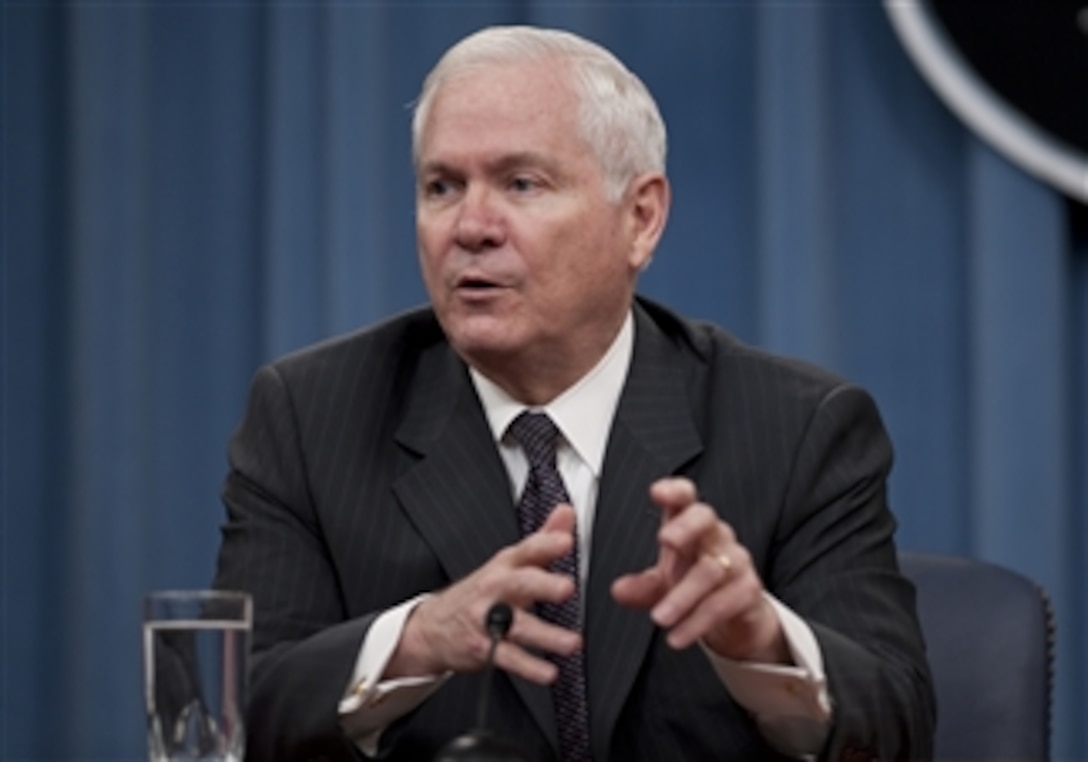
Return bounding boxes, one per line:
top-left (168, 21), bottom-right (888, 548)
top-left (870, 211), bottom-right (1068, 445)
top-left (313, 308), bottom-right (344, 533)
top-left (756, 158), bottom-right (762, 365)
top-left (424, 178), bottom-right (452, 198)
top-left (509, 175), bottom-right (540, 193)
top-left (420, 171), bottom-right (467, 201)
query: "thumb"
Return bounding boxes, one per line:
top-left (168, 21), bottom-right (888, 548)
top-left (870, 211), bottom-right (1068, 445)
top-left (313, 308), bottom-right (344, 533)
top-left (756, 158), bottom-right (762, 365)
top-left (540, 503), bottom-right (576, 535)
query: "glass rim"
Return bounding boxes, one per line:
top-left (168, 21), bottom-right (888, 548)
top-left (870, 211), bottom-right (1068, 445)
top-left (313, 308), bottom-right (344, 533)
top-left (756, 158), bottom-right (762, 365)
top-left (143, 589), bottom-right (253, 623)
top-left (144, 589), bottom-right (251, 603)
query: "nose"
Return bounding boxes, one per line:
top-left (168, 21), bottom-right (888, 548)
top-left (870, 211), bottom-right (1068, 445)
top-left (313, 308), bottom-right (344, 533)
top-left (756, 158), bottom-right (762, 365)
top-left (454, 185), bottom-right (505, 252)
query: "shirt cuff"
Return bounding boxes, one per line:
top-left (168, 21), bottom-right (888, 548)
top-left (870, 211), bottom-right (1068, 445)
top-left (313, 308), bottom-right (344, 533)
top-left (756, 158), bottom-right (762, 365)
top-left (338, 594), bottom-right (449, 756)
top-left (701, 593), bottom-right (832, 757)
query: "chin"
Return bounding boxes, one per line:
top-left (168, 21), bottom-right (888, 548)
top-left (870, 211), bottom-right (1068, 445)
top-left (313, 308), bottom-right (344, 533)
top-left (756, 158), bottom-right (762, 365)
top-left (445, 309), bottom-right (518, 345)
top-left (452, 337), bottom-right (519, 365)
top-left (451, 333), bottom-right (531, 377)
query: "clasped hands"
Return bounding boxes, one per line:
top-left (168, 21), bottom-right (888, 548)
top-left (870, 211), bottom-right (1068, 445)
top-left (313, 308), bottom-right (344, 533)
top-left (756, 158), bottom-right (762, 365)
top-left (387, 477), bottom-right (789, 684)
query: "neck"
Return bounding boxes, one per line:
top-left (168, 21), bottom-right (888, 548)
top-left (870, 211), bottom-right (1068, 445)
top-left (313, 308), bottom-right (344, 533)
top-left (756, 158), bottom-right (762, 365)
top-left (472, 356), bottom-right (588, 407)
top-left (466, 314), bottom-right (630, 407)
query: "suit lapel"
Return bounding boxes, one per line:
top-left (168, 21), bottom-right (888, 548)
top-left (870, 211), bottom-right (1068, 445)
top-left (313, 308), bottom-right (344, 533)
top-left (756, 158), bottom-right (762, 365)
top-left (391, 341), bottom-right (557, 748)
top-left (585, 305), bottom-right (704, 759)
top-left (389, 306), bottom-right (705, 758)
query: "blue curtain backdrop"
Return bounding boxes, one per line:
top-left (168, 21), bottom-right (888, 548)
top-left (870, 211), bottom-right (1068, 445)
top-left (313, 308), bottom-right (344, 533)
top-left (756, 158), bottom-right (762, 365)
top-left (4, 2), bottom-right (1086, 759)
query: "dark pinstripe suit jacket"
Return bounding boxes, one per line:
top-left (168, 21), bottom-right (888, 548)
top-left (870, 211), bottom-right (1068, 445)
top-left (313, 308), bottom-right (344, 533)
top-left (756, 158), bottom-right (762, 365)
top-left (214, 297), bottom-right (934, 762)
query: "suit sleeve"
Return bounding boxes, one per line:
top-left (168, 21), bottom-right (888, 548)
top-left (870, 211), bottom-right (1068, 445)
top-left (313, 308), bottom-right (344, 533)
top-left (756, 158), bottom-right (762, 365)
top-left (214, 364), bottom-right (370, 762)
top-left (769, 383), bottom-right (935, 761)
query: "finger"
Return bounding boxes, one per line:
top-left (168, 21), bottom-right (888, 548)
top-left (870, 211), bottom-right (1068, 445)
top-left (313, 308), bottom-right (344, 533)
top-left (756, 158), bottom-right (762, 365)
top-left (658, 503), bottom-right (730, 556)
top-left (503, 522), bottom-right (576, 570)
top-left (495, 610), bottom-right (583, 685)
top-left (650, 551), bottom-right (733, 629)
top-left (507, 607), bottom-right (582, 657)
top-left (646, 480), bottom-right (693, 585)
top-left (649, 480), bottom-right (717, 584)
top-left (494, 641), bottom-right (560, 684)
top-left (666, 572), bottom-right (764, 651)
top-left (498, 566), bottom-right (577, 609)
top-left (649, 477), bottom-right (699, 518)
top-left (611, 566), bottom-right (668, 610)
top-left (662, 585), bottom-right (737, 650)
top-left (540, 503), bottom-right (576, 534)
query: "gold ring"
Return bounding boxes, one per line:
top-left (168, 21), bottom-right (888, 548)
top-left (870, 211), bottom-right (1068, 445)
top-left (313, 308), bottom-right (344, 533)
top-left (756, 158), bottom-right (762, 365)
top-left (709, 551), bottom-right (733, 578)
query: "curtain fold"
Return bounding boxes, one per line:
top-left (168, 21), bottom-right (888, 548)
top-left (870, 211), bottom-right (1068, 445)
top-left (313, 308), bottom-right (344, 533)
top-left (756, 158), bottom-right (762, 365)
top-left (5, 2), bottom-right (1085, 758)
top-left (966, 140), bottom-right (1077, 750)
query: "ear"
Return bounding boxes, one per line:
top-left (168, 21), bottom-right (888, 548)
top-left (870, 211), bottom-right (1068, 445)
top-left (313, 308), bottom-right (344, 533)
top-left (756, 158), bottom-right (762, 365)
top-left (624, 173), bottom-right (670, 271)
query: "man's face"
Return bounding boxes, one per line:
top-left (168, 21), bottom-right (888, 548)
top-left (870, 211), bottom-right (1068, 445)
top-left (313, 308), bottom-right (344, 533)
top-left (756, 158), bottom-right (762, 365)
top-left (415, 59), bottom-right (655, 398)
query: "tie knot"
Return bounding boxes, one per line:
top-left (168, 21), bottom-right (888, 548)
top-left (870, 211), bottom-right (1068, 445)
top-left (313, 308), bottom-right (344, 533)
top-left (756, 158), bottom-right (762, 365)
top-left (507, 411), bottom-right (561, 469)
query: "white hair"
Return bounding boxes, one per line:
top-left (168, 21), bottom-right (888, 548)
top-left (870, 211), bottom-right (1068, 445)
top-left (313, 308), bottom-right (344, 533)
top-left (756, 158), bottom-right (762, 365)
top-left (411, 26), bottom-right (667, 201)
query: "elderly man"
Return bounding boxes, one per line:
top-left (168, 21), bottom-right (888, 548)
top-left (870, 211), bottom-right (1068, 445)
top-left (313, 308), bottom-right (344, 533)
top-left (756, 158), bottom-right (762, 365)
top-left (214, 25), bottom-right (934, 762)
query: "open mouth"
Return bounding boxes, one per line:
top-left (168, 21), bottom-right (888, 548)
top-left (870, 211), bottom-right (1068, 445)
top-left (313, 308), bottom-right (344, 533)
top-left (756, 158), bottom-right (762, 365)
top-left (457, 276), bottom-right (502, 291)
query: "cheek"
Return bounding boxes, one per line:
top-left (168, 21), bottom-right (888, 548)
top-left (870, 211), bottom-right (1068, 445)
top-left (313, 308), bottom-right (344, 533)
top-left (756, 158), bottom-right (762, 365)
top-left (564, 243), bottom-right (636, 311)
top-left (416, 224), bottom-right (445, 274)
top-left (559, 226), bottom-right (629, 283)
top-left (416, 250), bottom-right (447, 307)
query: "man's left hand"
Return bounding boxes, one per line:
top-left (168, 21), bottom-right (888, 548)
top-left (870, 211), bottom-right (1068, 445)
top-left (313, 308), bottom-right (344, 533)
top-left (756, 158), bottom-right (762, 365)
top-left (611, 477), bottom-right (790, 665)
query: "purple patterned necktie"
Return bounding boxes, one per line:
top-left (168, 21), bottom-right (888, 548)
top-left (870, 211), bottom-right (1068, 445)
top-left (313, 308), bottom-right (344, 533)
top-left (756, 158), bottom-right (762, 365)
top-left (507, 411), bottom-right (592, 762)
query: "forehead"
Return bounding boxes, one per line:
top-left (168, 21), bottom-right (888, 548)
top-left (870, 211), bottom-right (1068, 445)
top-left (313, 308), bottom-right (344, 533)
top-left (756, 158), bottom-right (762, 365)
top-left (418, 59), bottom-right (590, 164)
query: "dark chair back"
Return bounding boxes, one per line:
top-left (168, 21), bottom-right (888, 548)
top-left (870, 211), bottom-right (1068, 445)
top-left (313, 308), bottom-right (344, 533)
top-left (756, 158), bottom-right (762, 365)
top-left (898, 551), bottom-right (1054, 761)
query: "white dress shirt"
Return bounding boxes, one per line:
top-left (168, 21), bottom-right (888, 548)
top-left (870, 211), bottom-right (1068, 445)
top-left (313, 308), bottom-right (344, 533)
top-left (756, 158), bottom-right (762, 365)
top-left (339, 312), bottom-right (831, 757)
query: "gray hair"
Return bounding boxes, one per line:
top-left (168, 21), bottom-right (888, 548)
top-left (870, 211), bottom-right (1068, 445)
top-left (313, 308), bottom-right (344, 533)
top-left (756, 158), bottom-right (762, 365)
top-left (411, 26), bottom-right (667, 201)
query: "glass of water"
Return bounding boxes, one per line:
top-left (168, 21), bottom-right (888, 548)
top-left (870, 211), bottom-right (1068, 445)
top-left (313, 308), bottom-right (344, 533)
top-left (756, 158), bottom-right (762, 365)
top-left (143, 590), bottom-right (252, 762)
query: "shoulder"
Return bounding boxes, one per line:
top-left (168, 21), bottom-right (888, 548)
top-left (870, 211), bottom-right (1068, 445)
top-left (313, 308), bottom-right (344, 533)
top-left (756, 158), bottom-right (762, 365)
top-left (635, 295), bottom-right (850, 404)
top-left (241, 306), bottom-right (450, 417)
top-left (233, 306), bottom-right (455, 448)
top-left (271, 305), bottom-right (446, 380)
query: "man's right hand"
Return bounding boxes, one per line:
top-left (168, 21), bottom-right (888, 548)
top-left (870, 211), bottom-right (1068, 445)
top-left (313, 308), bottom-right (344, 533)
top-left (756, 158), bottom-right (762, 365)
top-left (383, 504), bottom-right (582, 685)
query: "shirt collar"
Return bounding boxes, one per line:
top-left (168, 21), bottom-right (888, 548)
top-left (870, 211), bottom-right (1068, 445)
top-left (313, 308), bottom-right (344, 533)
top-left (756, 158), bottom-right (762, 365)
top-left (470, 311), bottom-right (634, 477)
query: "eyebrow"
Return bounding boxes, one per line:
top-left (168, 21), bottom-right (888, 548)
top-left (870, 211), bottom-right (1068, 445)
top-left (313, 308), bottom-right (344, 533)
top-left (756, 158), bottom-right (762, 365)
top-left (489, 151), bottom-right (561, 175)
top-left (418, 151), bottom-right (563, 179)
